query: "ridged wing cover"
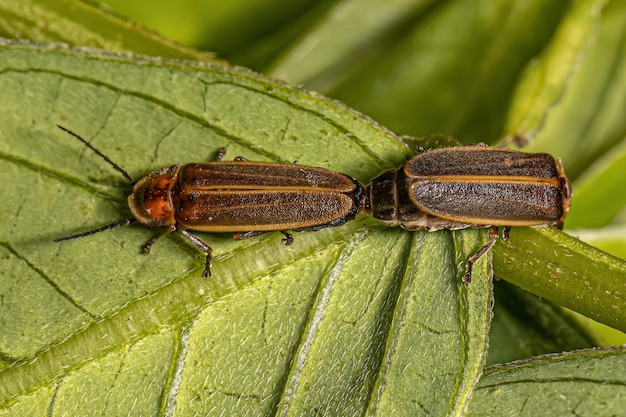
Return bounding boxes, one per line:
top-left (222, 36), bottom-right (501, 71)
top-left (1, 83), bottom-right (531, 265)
top-left (174, 162), bottom-right (363, 232)
top-left (403, 147), bottom-right (571, 226)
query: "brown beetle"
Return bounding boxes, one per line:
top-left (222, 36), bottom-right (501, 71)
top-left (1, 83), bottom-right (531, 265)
top-left (54, 126), bottom-right (364, 278)
top-left (364, 146), bottom-right (571, 281)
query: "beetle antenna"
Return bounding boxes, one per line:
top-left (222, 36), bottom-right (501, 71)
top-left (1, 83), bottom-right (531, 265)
top-left (57, 125), bottom-right (134, 183)
top-left (54, 219), bottom-right (138, 242)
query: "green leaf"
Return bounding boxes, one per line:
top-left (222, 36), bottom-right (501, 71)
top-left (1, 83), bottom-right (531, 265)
top-left (267, 0), bottom-right (438, 92)
top-left (0, 0), bottom-right (207, 60)
top-left (492, 227), bottom-right (626, 333)
top-left (468, 346), bottom-right (626, 416)
top-left (327, 0), bottom-right (578, 141)
top-left (487, 281), bottom-right (604, 366)
top-left (0, 42), bottom-right (491, 415)
top-left (102, 0), bottom-right (318, 55)
top-left (575, 226), bottom-right (626, 260)
top-left (504, 0), bottom-right (606, 142)
top-left (564, 140), bottom-right (626, 229)
top-left (523, 0), bottom-right (626, 179)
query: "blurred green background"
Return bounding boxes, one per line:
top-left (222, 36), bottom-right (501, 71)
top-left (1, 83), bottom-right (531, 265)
top-left (103, 0), bottom-right (318, 57)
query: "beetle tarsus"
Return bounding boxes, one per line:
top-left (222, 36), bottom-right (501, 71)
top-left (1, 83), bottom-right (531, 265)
top-left (177, 228), bottom-right (213, 278)
top-left (462, 267), bottom-right (473, 285)
top-left (281, 232), bottom-right (294, 246)
top-left (202, 254), bottom-right (213, 279)
top-left (216, 148), bottom-right (227, 161)
top-left (502, 226), bottom-right (511, 241)
top-left (142, 225), bottom-right (176, 254)
top-left (462, 226), bottom-right (500, 284)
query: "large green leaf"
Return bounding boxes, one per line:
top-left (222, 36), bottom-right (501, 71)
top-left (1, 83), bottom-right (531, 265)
top-left (0, 43), bottom-right (493, 415)
top-left (469, 346), bottom-right (626, 416)
top-left (0, 0), bottom-right (206, 59)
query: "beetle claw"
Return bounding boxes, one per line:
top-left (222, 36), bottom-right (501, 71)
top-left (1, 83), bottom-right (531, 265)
top-left (202, 257), bottom-right (213, 279)
top-left (462, 267), bottom-right (472, 284)
top-left (281, 232), bottom-right (294, 246)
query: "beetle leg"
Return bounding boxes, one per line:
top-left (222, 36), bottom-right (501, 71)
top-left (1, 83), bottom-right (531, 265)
top-left (178, 228), bottom-right (213, 278)
top-left (233, 231), bottom-right (270, 240)
top-left (214, 148), bottom-right (251, 162)
top-left (281, 232), bottom-right (294, 246)
top-left (502, 226), bottom-right (511, 241)
top-left (215, 147), bottom-right (227, 161)
top-left (462, 226), bottom-right (499, 284)
top-left (142, 225), bottom-right (176, 254)
top-left (233, 231), bottom-right (294, 246)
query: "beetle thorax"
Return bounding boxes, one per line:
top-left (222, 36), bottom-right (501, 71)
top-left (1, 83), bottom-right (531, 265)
top-left (128, 165), bottom-right (181, 227)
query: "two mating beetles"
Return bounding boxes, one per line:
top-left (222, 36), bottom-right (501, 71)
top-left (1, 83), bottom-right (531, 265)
top-left (55, 126), bottom-right (571, 282)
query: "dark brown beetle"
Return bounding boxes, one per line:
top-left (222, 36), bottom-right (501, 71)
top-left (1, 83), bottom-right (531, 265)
top-left (364, 146), bottom-right (571, 281)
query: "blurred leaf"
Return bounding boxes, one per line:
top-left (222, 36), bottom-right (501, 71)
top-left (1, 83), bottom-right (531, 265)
top-left (504, 0), bottom-right (606, 142)
top-left (102, 0), bottom-right (317, 54)
top-left (267, 0), bottom-right (439, 92)
top-left (524, 0), bottom-right (626, 179)
top-left (327, 0), bottom-right (574, 141)
top-left (0, 0), bottom-right (207, 59)
top-left (565, 140), bottom-right (626, 229)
